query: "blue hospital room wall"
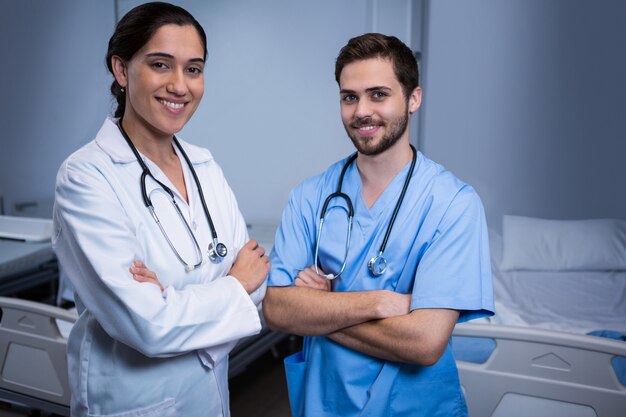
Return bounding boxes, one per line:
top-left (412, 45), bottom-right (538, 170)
top-left (418, 1), bottom-right (626, 231)
top-left (0, 0), bottom-right (421, 227)
top-left (0, 0), bottom-right (625, 232)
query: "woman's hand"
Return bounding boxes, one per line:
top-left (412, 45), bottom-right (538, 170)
top-left (130, 260), bottom-right (164, 292)
top-left (228, 239), bottom-right (270, 294)
top-left (295, 265), bottom-right (331, 291)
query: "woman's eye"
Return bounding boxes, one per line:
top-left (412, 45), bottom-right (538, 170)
top-left (188, 67), bottom-right (203, 75)
top-left (151, 62), bottom-right (168, 70)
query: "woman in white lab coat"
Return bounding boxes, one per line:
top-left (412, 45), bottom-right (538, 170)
top-left (52, 3), bottom-right (268, 416)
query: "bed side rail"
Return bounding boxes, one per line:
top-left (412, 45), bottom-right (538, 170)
top-left (0, 296), bottom-right (77, 414)
top-left (452, 323), bottom-right (626, 417)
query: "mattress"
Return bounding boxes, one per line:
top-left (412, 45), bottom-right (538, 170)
top-left (0, 215), bottom-right (55, 280)
top-left (0, 240), bottom-right (55, 280)
top-left (488, 229), bottom-right (626, 335)
top-left (0, 215), bottom-right (52, 242)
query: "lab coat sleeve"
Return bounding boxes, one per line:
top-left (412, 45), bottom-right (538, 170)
top-left (53, 158), bottom-right (261, 358)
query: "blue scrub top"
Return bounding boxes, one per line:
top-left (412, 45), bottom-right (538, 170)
top-left (269, 151), bottom-right (494, 417)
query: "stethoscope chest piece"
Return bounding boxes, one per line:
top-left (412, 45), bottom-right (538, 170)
top-left (368, 254), bottom-right (387, 276)
top-left (208, 241), bottom-right (228, 264)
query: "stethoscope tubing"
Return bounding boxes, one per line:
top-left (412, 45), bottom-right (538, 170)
top-left (378, 145), bottom-right (417, 255)
top-left (315, 153), bottom-right (358, 279)
top-left (175, 136), bottom-right (221, 250)
top-left (316, 145), bottom-right (417, 278)
top-left (117, 122), bottom-right (226, 268)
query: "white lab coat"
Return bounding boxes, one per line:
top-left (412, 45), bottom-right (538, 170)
top-left (53, 118), bottom-right (264, 417)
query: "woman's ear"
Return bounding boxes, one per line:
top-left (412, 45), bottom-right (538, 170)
top-left (111, 55), bottom-right (128, 88)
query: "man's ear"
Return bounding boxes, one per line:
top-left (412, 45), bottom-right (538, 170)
top-left (408, 86), bottom-right (422, 114)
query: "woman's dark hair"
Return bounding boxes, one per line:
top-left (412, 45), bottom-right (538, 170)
top-left (106, 2), bottom-right (207, 118)
top-left (335, 33), bottom-right (419, 100)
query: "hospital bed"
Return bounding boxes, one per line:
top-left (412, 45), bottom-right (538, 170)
top-left (452, 215), bottom-right (626, 417)
top-left (0, 216), bottom-right (58, 299)
top-left (0, 215), bottom-right (70, 414)
top-left (0, 296), bottom-right (75, 415)
top-left (0, 222), bottom-right (284, 415)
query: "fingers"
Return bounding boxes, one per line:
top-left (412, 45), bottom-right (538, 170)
top-left (130, 261), bottom-right (164, 292)
top-left (242, 239), bottom-right (266, 258)
top-left (131, 261), bottom-right (157, 280)
top-left (243, 239), bottom-right (258, 250)
top-left (295, 266), bottom-right (331, 291)
top-left (229, 240), bottom-right (271, 294)
top-left (132, 274), bottom-right (163, 291)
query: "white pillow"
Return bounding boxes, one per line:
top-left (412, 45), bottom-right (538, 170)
top-left (500, 215), bottom-right (626, 271)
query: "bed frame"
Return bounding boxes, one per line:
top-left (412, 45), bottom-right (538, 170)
top-left (0, 296), bottom-right (75, 416)
top-left (453, 322), bottom-right (626, 417)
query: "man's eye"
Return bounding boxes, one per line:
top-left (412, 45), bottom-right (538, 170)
top-left (188, 67), bottom-right (203, 75)
top-left (372, 91), bottom-right (388, 99)
top-left (342, 95), bottom-right (357, 103)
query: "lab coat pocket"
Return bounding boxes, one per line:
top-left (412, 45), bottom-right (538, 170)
top-left (284, 350), bottom-right (306, 417)
top-left (88, 397), bottom-right (177, 417)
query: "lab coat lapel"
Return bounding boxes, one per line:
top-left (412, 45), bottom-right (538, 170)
top-left (94, 118), bottom-right (213, 166)
top-left (94, 118), bottom-right (212, 214)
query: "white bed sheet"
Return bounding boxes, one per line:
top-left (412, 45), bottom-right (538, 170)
top-left (488, 230), bottom-right (626, 335)
top-left (0, 239), bottom-right (55, 279)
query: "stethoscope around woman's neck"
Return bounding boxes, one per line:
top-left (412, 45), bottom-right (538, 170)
top-left (117, 121), bottom-right (227, 271)
top-left (315, 144), bottom-right (417, 279)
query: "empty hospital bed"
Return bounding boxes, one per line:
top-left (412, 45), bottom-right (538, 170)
top-left (0, 215), bottom-right (71, 414)
top-left (452, 215), bottom-right (626, 417)
top-left (0, 216), bottom-right (58, 300)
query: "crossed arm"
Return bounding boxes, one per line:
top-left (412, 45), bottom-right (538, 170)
top-left (262, 266), bottom-right (459, 365)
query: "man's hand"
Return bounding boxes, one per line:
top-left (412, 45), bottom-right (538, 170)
top-left (295, 265), bottom-right (331, 291)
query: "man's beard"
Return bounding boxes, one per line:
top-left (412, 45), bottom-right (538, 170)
top-left (344, 108), bottom-right (409, 156)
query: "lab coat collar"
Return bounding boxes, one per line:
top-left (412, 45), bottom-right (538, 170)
top-left (95, 117), bottom-right (213, 165)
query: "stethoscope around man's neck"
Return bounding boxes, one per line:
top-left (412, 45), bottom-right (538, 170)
top-left (315, 144), bottom-right (417, 279)
top-left (117, 121), bottom-right (227, 271)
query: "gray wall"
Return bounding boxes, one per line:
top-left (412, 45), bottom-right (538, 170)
top-left (419, 0), bottom-right (626, 231)
top-left (0, 0), bottom-right (115, 217)
top-left (2, 0), bottom-right (624, 232)
top-left (0, 0), bottom-right (417, 224)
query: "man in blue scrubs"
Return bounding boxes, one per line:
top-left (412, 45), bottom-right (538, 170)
top-left (263, 33), bottom-right (494, 416)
